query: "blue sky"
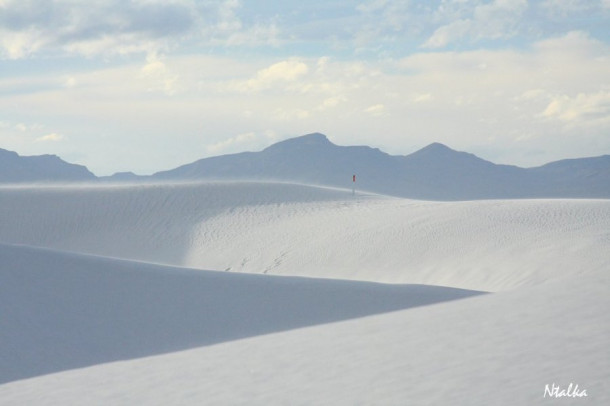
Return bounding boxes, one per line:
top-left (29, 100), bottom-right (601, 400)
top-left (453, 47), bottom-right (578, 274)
top-left (1, 0), bottom-right (609, 175)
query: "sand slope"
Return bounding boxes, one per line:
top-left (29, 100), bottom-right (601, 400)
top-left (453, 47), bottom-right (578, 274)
top-left (0, 181), bottom-right (608, 404)
top-left (0, 243), bottom-right (481, 384)
top-left (0, 246), bottom-right (606, 405)
top-left (1, 182), bottom-right (609, 291)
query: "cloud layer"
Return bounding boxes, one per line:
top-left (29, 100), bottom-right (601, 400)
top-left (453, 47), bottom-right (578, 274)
top-left (1, 1), bottom-right (609, 175)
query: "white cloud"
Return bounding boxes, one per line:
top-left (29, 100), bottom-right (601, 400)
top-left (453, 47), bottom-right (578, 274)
top-left (423, 19), bottom-right (472, 49)
top-left (64, 76), bottom-right (77, 88)
top-left (316, 57), bottom-right (330, 73)
top-left (15, 123), bottom-right (28, 132)
top-left (356, 0), bottom-right (417, 32)
top-left (0, 29), bottom-right (47, 59)
top-left (206, 132), bottom-right (256, 154)
top-left (1, 30), bottom-right (609, 174)
top-left (390, 31), bottom-right (609, 160)
top-left (541, 91), bottom-right (610, 125)
top-left (63, 34), bottom-right (161, 59)
top-left (35, 133), bottom-right (64, 142)
top-left (206, 131), bottom-right (278, 155)
top-left (230, 59), bottom-right (309, 92)
top-left (356, 0), bottom-right (389, 14)
top-left (351, 0), bottom-right (418, 51)
top-left (473, 0), bottom-right (528, 36)
top-left (364, 104), bottom-right (386, 116)
top-left (272, 108), bottom-right (311, 121)
top-left (140, 52), bottom-right (179, 95)
top-left (317, 95), bottom-right (347, 111)
top-left (1, 0), bottom-right (606, 65)
top-left (0, 0), bottom-right (277, 60)
top-left (542, 0), bottom-right (597, 17)
top-left (533, 30), bottom-right (605, 56)
top-left (207, 0), bottom-right (280, 47)
top-left (412, 93), bottom-right (434, 103)
top-left (11, 122), bottom-right (44, 132)
top-left (215, 0), bottom-right (243, 34)
top-left (423, 0), bottom-right (527, 48)
top-left (221, 22), bottom-right (280, 47)
top-left (256, 60), bottom-right (308, 83)
top-left (516, 89), bottom-right (546, 101)
top-left (0, 0), bottom-right (192, 58)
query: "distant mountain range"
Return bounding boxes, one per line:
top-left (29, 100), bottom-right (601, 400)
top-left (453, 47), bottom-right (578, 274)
top-left (0, 148), bottom-right (96, 183)
top-left (2, 133), bottom-right (609, 200)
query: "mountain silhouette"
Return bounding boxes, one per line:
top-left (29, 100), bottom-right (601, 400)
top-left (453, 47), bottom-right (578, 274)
top-left (1, 134), bottom-right (609, 200)
top-left (153, 133), bottom-right (610, 200)
top-left (0, 148), bottom-right (96, 183)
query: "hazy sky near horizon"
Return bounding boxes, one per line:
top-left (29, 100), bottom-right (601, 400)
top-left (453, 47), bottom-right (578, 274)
top-left (1, 0), bottom-right (609, 175)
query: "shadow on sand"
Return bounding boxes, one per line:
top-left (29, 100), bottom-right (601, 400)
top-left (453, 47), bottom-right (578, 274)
top-left (0, 244), bottom-right (484, 384)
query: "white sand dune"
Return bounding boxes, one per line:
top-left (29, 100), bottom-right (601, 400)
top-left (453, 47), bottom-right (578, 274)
top-left (1, 246), bottom-right (607, 405)
top-left (0, 182), bottom-right (352, 268)
top-left (1, 182), bottom-right (608, 291)
top-left (0, 181), bottom-right (608, 404)
top-left (0, 243), bottom-right (481, 384)
top-left (183, 196), bottom-right (610, 291)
